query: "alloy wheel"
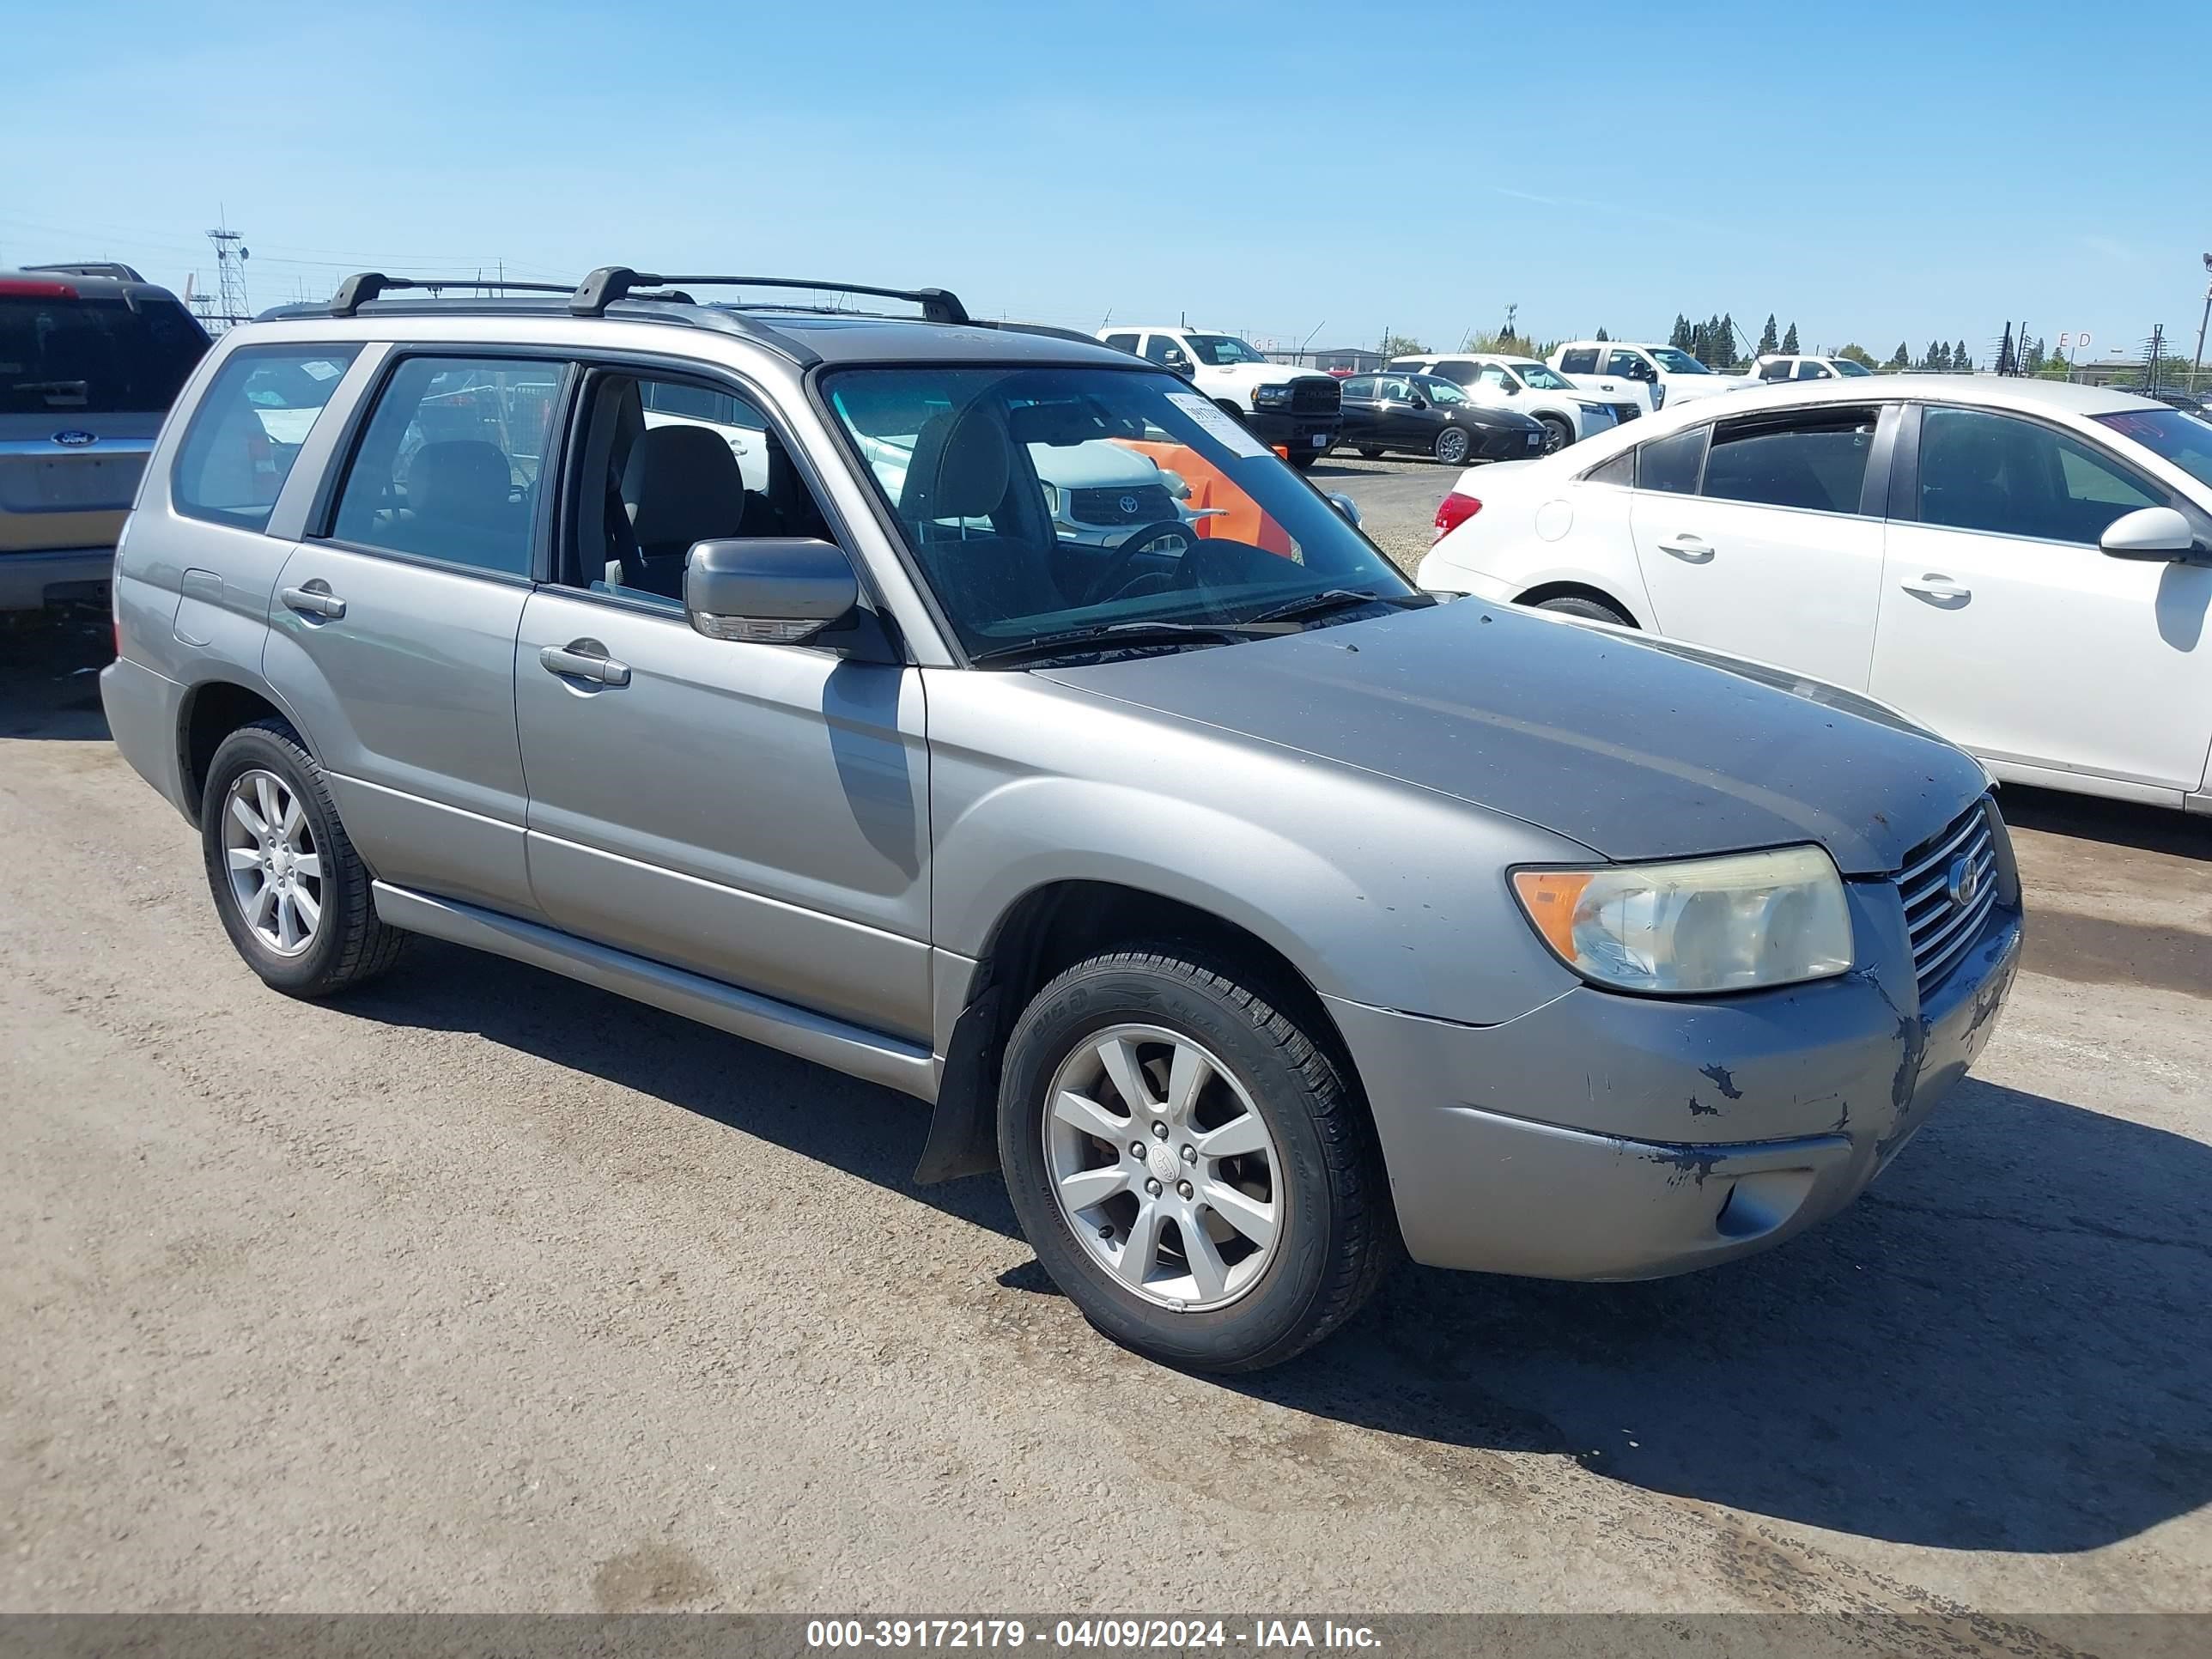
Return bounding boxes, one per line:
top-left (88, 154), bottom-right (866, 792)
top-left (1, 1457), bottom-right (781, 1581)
top-left (220, 769), bottom-right (324, 957)
top-left (1043, 1023), bottom-right (1282, 1310)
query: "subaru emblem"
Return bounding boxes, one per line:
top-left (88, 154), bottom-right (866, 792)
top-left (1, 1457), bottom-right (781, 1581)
top-left (1944, 854), bottom-right (1984, 912)
top-left (1119, 495), bottom-right (1139, 516)
top-left (52, 429), bottom-right (97, 447)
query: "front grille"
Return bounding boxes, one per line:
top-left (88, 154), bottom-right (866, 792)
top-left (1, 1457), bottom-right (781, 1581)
top-left (1066, 483), bottom-right (1176, 525)
top-left (1608, 401), bottom-right (1640, 423)
top-left (1290, 378), bottom-right (1341, 414)
top-left (1893, 800), bottom-right (1999, 995)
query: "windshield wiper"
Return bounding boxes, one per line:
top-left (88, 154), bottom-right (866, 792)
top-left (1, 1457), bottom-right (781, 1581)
top-left (1244, 588), bottom-right (1431, 626)
top-left (968, 619), bottom-right (1286, 668)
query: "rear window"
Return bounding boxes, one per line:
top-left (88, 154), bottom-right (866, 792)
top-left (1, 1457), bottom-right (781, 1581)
top-left (173, 345), bottom-right (361, 532)
top-left (0, 293), bottom-right (208, 416)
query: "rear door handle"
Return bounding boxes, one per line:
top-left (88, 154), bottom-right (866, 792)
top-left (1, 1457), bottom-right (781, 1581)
top-left (1901, 575), bottom-right (1971, 602)
top-left (1657, 535), bottom-right (1713, 562)
top-left (539, 641), bottom-right (631, 687)
top-left (279, 584), bottom-right (346, 620)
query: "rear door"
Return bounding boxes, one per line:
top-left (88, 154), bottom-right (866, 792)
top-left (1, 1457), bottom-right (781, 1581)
top-left (1628, 403), bottom-right (1893, 687)
top-left (266, 350), bottom-right (568, 916)
top-left (1869, 404), bottom-right (2212, 789)
top-left (1338, 377), bottom-right (1382, 446)
top-left (1, 282), bottom-right (207, 558)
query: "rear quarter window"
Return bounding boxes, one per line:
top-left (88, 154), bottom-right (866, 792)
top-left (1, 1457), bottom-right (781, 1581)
top-left (173, 344), bottom-right (362, 532)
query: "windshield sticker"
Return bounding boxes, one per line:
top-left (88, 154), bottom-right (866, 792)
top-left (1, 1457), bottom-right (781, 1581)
top-left (299, 359), bottom-right (343, 381)
top-left (1167, 392), bottom-right (1273, 461)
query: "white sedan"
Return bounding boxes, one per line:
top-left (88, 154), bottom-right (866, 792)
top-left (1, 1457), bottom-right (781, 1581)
top-left (1418, 376), bottom-right (2212, 812)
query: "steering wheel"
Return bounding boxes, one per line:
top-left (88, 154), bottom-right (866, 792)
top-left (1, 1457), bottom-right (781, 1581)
top-left (1083, 519), bottom-right (1195, 605)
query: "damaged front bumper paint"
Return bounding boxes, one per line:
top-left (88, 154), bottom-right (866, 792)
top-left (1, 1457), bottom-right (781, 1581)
top-left (1326, 880), bottom-right (2023, 1281)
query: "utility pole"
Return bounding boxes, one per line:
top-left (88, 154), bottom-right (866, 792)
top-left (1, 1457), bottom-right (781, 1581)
top-left (2192, 253), bottom-right (2212, 392)
top-left (201, 213), bottom-right (251, 334)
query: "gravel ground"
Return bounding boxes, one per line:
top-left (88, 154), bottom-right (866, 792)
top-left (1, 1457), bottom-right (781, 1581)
top-left (3, 605), bottom-right (2209, 1632)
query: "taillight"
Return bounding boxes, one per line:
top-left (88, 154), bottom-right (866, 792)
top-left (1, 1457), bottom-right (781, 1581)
top-left (0, 278), bottom-right (76, 298)
top-left (1432, 490), bottom-right (1483, 543)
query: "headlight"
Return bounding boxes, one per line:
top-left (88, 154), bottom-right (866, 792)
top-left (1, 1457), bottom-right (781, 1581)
top-left (1511, 845), bottom-right (1853, 994)
top-left (1577, 401), bottom-right (1604, 414)
top-left (1251, 384), bottom-right (1293, 409)
top-left (1038, 481), bottom-right (1062, 516)
top-left (1650, 384), bottom-right (1666, 410)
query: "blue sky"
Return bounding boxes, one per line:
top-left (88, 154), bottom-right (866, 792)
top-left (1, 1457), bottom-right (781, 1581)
top-left (3, 0), bottom-right (2205, 364)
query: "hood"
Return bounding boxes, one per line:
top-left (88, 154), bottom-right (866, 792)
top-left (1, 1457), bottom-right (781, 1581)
top-left (1452, 404), bottom-right (1544, 431)
top-left (1037, 602), bottom-right (1987, 875)
top-left (1664, 375), bottom-right (1747, 399)
top-left (1201, 362), bottom-right (1329, 388)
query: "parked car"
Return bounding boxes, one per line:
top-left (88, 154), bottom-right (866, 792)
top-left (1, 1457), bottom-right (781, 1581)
top-left (1551, 341), bottom-right (1747, 410)
top-left (1750, 354), bottom-right (1880, 385)
top-left (2116, 385), bottom-right (2212, 419)
top-left (1097, 325), bottom-right (1341, 466)
top-left (1389, 352), bottom-right (1641, 447)
top-left (104, 268), bottom-right (2020, 1373)
top-left (1419, 374), bottom-right (2212, 813)
top-left (1339, 373), bottom-right (1549, 463)
top-left (0, 264), bottom-right (209, 609)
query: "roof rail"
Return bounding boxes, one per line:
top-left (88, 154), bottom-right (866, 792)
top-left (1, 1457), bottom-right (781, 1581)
top-left (571, 267), bottom-right (969, 325)
top-left (329, 271), bottom-right (574, 318)
top-left (24, 261), bottom-right (148, 283)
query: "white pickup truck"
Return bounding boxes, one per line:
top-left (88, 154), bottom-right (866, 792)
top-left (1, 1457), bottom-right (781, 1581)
top-left (1098, 325), bottom-right (1343, 467)
top-left (1548, 341), bottom-right (1747, 411)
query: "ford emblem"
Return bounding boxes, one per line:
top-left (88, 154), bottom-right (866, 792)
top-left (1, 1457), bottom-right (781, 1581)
top-left (52, 429), bottom-right (97, 447)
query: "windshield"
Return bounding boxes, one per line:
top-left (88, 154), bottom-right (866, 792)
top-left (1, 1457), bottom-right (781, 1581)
top-left (826, 365), bottom-right (1416, 660)
top-left (1186, 334), bottom-right (1269, 367)
top-left (0, 294), bottom-right (209, 415)
top-left (1510, 362), bottom-right (1571, 391)
top-left (2097, 407), bottom-right (2212, 491)
top-left (1832, 358), bottom-right (1875, 377)
top-left (1646, 347), bottom-right (1711, 374)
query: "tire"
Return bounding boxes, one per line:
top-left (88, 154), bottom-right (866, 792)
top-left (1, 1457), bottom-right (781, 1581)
top-left (1432, 427), bottom-right (1472, 465)
top-left (1534, 592), bottom-right (1634, 626)
top-left (1287, 450), bottom-right (1320, 471)
top-left (999, 948), bottom-right (1395, 1373)
top-left (1357, 447), bottom-right (1387, 459)
top-left (200, 718), bottom-right (408, 999)
top-left (1536, 414), bottom-right (1573, 453)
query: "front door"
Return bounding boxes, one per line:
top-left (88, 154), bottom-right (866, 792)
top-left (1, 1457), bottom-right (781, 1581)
top-left (1628, 404), bottom-right (1891, 688)
top-left (268, 351), bottom-right (567, 915)
top-left (1869, 404), bottom-right (2212, 790)
top-left (513, 366), bottom-right (933, 1041)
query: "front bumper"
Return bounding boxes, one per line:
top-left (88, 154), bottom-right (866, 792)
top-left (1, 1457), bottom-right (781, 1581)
top-left (1474, 423), bottom-right (1550, 460)
top-left (1328, 883), bottom-right (2022, 1280)
top-left (1243, 408), bottom-right (1340, 456)
top-left (0, 547), bottom-right (113, 611)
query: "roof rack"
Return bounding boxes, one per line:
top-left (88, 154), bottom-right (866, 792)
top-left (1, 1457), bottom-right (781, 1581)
top-left (569, 267), bottom-right (969, 325)
top-left (24, 261), bottom-right (148, 283)
top-left (329, 271), bottom-right (574, 317)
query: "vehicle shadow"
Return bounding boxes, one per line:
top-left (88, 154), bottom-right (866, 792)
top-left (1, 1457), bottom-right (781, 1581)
top-left (344, 940), bottom-right (2209, 1555)
top-left (0, 607), bottom-right (112, 741)
top-left (2000, 782), bottom-right (2210, 861)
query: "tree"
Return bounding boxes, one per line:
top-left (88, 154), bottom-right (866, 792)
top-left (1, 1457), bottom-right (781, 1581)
top-left (1779, 322), bottom-right (1800, 355)
top-left (1921, 340), bottom-right (1945, 371)
top-left (1378, 334), bottom-right (1428, 357)
top-left (1834, 343), bottom-right (1876, 368)
top-left (1717, 312), bottom-right (1740, 368)
top-left (1954, 338), bottom-right (1972, 374)
top-left (1890, 342), bottom-right (1911, 369)
top-left (2023, 337), bottom-right (2045, 373)
top-left (1669, 313), bottom-right (1693, 350)
top-left (1758, 313), bottom-right (1779, 356)
top-left (1595, 326), bottom-right (1610, 341)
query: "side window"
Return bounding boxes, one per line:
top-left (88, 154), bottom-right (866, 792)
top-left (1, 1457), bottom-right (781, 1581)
top-left (1917, 407), bottom-right (2163, 544)
top-left (1794, 361), bottom-right (1833, 380)
top-left (1379, 378), bottom-right (1412, 402)
top-left (1102, 332), bottom-right (1139, 355)
top-left (1142, 335), bottom-right (1188, 369)
top-left (330, 356), bottom-right (563, 575)
top-left (1431, 362), bottom-right (1479, 386)
top-left (1474, 363), bottom-right (1510, 388)
top-left (1636, 425), bottom-right (1709, 495)
top-left (1605, 350), bottom-right (1648, 380)
top-left (562, 369), bottom-right (836, 607)
top-left (1758, 359), bottom-right (1793, 382)
top-left (1583, 450), bottom-right (1633, 486)
top-left (173, 344), bottom-right (361, 532)
top-left (1701, 410), bottom-right (1876, 514)
top-left (1559, 348), bottom-right (1599, 374)
top-left (1341, 378), bottom-right (1376, 400)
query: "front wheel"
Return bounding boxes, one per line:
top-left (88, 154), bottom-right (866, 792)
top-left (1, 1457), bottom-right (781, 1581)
top-left (1432, 427), bottom-right (1472, 465)
top-left (999, 950), bottom-right (1395, 1372)
top-left (1287, 449), bottom-right (1322, 471)
top-left (1357, 446), bottom-right (1386, 459)
top-left (1536, 414), bottom-right (1573, 453)
top-left (1534, 592), bottom-right (1633, 626)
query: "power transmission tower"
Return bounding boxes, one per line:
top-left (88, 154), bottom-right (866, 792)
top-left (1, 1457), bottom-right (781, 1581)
top-left (199, 216), bottom-right (252, 334)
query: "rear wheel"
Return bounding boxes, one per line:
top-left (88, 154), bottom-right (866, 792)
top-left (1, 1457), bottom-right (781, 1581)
top-left (200, 719), bottom-right (407, 998)
top-left (1432, 427), bottom-right (1472, 465)
top-left (1536, 414), bottom-right (1574, 453)
top-left (1534, 592), bottom-right (1633, 626)
top-left (999, 950), bottom-right (1394, 1372)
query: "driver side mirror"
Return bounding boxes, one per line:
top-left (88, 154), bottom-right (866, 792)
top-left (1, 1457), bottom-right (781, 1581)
top-left (2099, 506), bottom-right (2197, 562)
top-left (1327, 492), bottom-right (1362, 526)
top-left (685, 537), bottom-right (860, 645)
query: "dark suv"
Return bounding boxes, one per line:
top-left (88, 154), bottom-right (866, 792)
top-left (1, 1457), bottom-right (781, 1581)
top-left (1, 264), bottom-right (210, 610)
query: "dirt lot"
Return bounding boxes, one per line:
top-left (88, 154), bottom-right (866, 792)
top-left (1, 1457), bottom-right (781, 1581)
top-left (3, 599), bottom-right (2209, 1629)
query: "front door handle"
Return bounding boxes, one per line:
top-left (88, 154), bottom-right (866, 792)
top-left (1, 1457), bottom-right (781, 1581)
top-left (1901, 575), bottom-right (1972, 603)
top-left (1657, 535), bottom-right (1713, 562)
top-left (539, 641), bottom-right (631, 687)
top-left (279, 583), bottom-right (347, 620)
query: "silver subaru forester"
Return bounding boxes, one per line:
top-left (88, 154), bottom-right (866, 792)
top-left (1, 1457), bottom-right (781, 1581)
top-left (101, 268), bottom-right (2021, 1372)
